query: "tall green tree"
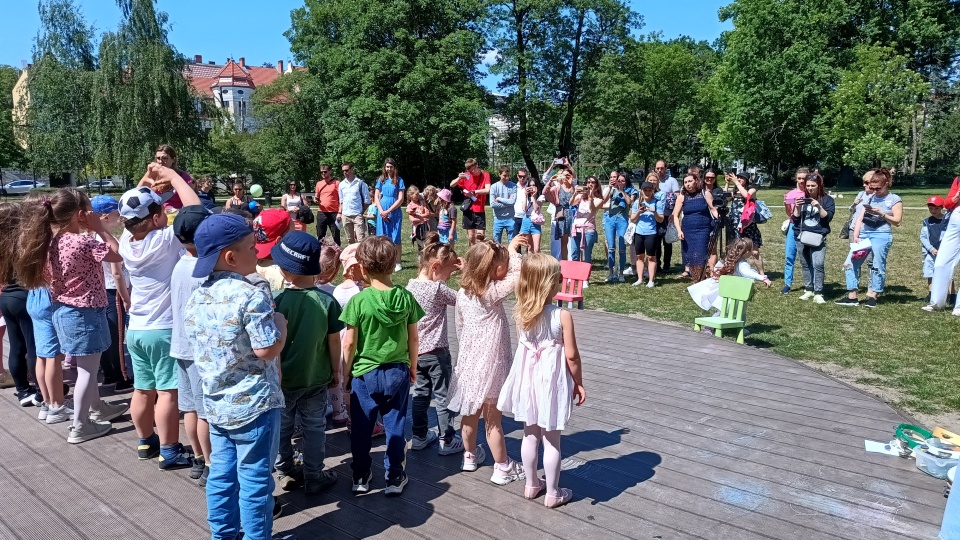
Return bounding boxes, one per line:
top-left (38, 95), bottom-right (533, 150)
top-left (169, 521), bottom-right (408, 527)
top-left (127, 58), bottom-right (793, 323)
top-left (0, 66), bottom-right (25, 170)
top-left (92, 0), bottom-right (204, 183)
top-left (585, 35), bottom-right (719, 168)
top-left (287, 0), bottom-right (489, 185)
top-left (22, 0), bottom-right (97, 178)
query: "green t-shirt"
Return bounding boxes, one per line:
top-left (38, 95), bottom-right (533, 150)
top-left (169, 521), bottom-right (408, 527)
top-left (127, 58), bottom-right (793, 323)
top-left (274, 287), bottom-right (344, 390)
top-left (339, 286), bottom-right (425, 377)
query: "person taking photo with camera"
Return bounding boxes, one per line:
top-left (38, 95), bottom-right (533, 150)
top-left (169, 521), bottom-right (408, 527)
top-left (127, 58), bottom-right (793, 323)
top-left (790, 172), bottom-right (835, 304)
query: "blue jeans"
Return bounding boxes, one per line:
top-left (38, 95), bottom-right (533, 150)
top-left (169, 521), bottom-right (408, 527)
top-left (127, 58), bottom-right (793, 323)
top-left (603, 213), bottom-right (628, 272)
top-left (350, 363), bottom-right (409, 483)
top-left (276, 386), bottom-right (328, 480)
top-left (570, 230), bottom-right (598, 264)
top-left (492, 217), bottom-right (516, 244)
top-left (207, 408), bottom-right (281, 540)
top-left (845, 231), bottom-right (893, 293)
top-left (783, 223), bottom-right (797, 287)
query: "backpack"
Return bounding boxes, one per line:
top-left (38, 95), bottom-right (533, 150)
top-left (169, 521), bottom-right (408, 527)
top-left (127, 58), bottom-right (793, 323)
top-left (297, 204), bottom-right (315, 225)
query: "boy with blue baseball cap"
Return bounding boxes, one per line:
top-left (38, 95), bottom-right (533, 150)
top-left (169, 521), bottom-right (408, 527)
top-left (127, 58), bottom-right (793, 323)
top-left (90, 195), bottom-right (133, 390)
top-left (184, 213), bottom-right (287, 540)
top-left (270, 231), bottom-right (344, 494)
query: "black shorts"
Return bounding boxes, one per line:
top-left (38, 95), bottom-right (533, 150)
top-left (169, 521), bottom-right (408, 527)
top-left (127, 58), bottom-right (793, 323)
top-left (462, 209), bottom-right (486, 231)
top-left (633, 233), bottom-right (658, 257)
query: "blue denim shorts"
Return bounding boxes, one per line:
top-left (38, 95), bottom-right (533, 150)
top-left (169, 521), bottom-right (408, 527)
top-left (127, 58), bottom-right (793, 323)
top-left (27, 288), bottom-right (61, 358)
top-left (520, 216), bottom-right (542, 235)
top-left (53, 305), bottom-right (110, 356)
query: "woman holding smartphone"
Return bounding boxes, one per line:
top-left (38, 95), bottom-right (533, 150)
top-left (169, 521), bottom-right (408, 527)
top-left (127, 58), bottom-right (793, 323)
top-left (673, 174), bottom-right (717, 282)
top-left (630, 178), bottom-right (665, 287)
top-left (837, 168), bottom-right (902, 308)
top-left (602, 170), bottom-right (636, 282)
top-left (791, 172), bottom-right (835, 304)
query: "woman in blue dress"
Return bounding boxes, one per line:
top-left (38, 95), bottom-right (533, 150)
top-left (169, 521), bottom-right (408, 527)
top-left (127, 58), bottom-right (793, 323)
top-left (374, 157), bottom-right (406, 272)
top-left (672, 174), bottom-right (717, 282)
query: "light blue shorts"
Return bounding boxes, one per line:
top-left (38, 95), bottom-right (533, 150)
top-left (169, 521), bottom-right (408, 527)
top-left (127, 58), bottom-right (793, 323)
top-left (924, 254), bottom-right (936, 279)
top-left (176, 358), bottom-right (206, 418)
top-left (27, 288), bottom-right (61, 358)
top-left (520, 216), bottom-right (542, 235)
top-left (53, 305), bottom-right (110, 356)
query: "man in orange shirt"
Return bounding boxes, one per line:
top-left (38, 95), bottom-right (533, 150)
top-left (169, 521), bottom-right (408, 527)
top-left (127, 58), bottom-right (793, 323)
top-left (314, 164), bottom-right (341, 245)
top-left (449, 157), bottom-right (491, 246)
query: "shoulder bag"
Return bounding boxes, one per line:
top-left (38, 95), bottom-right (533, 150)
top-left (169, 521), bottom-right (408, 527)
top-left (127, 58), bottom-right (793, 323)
top-left (797, 202), bottom-right (824, 247)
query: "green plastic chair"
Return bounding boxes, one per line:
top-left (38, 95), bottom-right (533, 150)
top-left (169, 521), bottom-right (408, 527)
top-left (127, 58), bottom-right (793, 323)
top-left (693, 276), bottom-right (755, 344)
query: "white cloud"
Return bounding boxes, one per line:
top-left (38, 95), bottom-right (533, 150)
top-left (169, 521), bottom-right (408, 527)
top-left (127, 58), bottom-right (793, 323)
top-left (481, 49), bottom-right (500, 66)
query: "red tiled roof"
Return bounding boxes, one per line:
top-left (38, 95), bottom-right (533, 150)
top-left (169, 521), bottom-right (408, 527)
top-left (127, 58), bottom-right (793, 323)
top-left (184, 59), bottom-right (294, 98)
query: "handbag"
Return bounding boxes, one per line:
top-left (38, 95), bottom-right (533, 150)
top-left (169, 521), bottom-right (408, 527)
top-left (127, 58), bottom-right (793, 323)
top-left (754, 200), bottom-right (773, 223)
top-left (664, 221), bottom-right (680, 244)
top-left (797, 202), bottom-right (823, 247)
top-left (624, 222), bottom-right (636, 241)
top-left (461, 198), bottom-right (473, 213)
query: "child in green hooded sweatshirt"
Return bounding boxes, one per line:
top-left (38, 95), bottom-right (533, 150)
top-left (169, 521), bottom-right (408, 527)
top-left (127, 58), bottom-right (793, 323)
top-left (340, 236), bottom-right (424, 497)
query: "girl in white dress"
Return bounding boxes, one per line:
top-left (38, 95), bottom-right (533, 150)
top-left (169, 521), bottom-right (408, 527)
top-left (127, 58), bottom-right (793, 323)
top-left (498, 253), bottom-right (586, 508)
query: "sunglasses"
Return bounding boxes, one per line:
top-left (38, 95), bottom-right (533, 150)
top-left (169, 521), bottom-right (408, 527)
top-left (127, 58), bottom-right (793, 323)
top-left (341, 169), bottom-right (351, 173)
top-left (321, 171), bottom-right (331, 175)
top-left (705, 175), bottom-right (716, 179)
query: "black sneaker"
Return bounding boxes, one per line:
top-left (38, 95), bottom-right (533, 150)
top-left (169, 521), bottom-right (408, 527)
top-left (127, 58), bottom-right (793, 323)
top-left (864, 297), bottom-right (877, 309)
top-left (352, 470), bottom-right (373, 494)
top-left (305, 470), bottom-right (337, 495)
top-left (273, 497), bottom-right (283, 519)
top-left (189, 456), bottom-right (206, 480)
top-left (31, 391), bottom-right (43, 407)
top-left (16, 388), bottom-right (37, 407)
top-left (835, 297), bottom-right (859, 307)
top-left (114, 379), bottom-right (133, 392)
top-left (385, 473), bottom-right (408, 496)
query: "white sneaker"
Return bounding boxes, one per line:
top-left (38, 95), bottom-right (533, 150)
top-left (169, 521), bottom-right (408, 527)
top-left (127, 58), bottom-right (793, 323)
top-left (37, 402), bottom-right (49, 421)
top-left (632, 279), bottom-right (644, 287)
top-left (90, 400), bottom-right (129, 423)
top-left (623, 267), bottom-right (635, 276)
top-left (490, 459), bottom-right (525, 485)
top-left (953, 308), bottom-right (960, 317)
top-left (67, 420), bottom-right (112, 444)
top-left (582, 281), bottom-right (589, 289)
top-left (813, 294), bottom-right (825, 304)
top-left (461, 445), bottom-right (487, 472)
top-left (921, 304), bottom-right (938, 312)
top-left (394, 263), bottom-right (402, 272)
top-left (646, 281), bottom-right (655, 288)
top-left (439, 434), bottom-right (465, 456)
top-left (45, 403), bottom-right (74, 424)
top-left (798, 291), bottom-right (815, 301)
top-left (411, 430), bottom-right (438, 451)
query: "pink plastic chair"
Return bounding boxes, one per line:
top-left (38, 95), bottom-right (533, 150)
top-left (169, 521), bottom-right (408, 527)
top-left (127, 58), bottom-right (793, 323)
top-left (553, 260), bottom-right (592, 309)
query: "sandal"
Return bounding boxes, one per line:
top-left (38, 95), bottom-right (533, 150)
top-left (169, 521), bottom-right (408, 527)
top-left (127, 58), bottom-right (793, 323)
top-left (544, 488), bottom-right (573, 508)
top-left (524, 478), bottom-right (546, 499)
top-left (678, 272), bottom-right (691, 279)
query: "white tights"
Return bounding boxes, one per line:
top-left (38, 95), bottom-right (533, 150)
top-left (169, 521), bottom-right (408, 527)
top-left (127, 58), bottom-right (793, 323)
top-left (521, 424), bottom-right (563, 497)
top-left (73, 353), bottom-right (102, 429)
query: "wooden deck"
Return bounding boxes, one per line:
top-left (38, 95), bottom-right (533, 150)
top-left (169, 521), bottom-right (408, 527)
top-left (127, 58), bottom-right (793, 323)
top-left (0, 307), bottom-right (948, 539)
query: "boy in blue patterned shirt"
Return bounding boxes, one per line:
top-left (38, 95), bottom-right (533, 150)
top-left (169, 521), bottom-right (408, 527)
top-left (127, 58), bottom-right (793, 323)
top-left (184, 213), bottom-right (288, 540)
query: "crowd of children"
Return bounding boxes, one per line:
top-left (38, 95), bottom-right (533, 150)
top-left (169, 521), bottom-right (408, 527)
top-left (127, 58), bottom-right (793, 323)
top-left (0, 160), bottom-right (587, 539)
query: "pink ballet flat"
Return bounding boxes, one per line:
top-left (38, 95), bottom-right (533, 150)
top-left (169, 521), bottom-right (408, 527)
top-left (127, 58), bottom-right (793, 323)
top-left (544, 488), bottom-right (573, 508)
top-left (524, 478), bottom-right (546, 499)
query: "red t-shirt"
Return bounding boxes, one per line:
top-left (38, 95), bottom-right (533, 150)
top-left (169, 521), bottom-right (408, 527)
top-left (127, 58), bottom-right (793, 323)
top-left (945, 177), bottom-right (960, 211)
top-left (461, 171), bottom-right (490, 213)
top-left (315, 179), bottom-right (340, 212)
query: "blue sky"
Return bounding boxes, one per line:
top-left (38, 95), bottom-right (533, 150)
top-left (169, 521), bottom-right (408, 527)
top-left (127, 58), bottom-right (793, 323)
top-left (0, 0), bottom-right (731, 90)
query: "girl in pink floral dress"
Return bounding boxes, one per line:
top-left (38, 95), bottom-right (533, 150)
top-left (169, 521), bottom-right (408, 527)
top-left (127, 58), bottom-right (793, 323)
top-left (448, 234), bottom-right (526, 484)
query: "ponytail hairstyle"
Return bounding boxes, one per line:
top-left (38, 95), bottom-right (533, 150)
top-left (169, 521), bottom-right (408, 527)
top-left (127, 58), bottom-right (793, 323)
top-left (315, 237), bottom-right (342, 284)
top-left (0, 202), bottom-right (23, 286)
top-left (459, 239), bottom-right (509, 298)
top-left (716, 237), bottom-right (755, 277)
top-left (419, 232), bottom-right (458, 273)
top-left (514, 253), bottom-right (562, 330)
top-left (18, 187), bottom-right (90, 289)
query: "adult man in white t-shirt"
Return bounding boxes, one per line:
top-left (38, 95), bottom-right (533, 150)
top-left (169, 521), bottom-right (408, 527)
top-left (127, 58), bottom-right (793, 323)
top-left (337, 162), bottom-right (370, 244)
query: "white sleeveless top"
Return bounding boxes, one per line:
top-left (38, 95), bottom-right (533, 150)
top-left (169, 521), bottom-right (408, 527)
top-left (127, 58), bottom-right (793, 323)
top-left (285, 193), bottom-right (302, 211)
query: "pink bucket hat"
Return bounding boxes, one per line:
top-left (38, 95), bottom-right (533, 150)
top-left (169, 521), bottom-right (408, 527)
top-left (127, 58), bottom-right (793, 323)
top-left (340, 243), bottom-right (360, 276)
top-left (438, 189), bottom-right (452, 203)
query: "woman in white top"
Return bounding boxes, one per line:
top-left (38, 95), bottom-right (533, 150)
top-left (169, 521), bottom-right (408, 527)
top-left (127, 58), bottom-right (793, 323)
top-left (281, 181), bottom-right (305, 230)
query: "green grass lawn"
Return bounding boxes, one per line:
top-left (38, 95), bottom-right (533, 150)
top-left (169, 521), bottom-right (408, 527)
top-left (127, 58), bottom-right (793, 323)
top-left (384, 186), bottom-right (960, 421)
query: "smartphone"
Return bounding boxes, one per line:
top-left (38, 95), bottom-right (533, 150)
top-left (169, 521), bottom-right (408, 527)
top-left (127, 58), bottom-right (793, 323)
top-left (727, 168), bottom-right (738, 175)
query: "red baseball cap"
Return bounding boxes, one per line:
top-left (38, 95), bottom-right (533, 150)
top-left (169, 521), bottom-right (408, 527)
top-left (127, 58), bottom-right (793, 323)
top-left (253, 209), bottom-right (292, 259)
top-left (928, 196), bottom-right (945, 207)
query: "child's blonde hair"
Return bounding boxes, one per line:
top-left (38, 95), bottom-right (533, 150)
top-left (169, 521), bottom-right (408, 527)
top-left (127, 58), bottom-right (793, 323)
top-left (419, 232), bottom-right (458, 272)
top-left (423, 185), bottom-right (438, 206)
top-left (514, 253), bottom-right (562, 330)
top-left (317, 237), bottom-right (341, 283)
top-left (406, 185), bottom-right (421, 200)
top-left (459, 239), bottom-right (508, 297)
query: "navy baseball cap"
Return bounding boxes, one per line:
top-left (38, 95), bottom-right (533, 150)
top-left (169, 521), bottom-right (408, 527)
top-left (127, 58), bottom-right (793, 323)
top-left (192, 213), bottom-right (254, 278)
top-left (271, 231), bottom-right (321, 276)
top-left (172, 205), bottom-right (212, 245)
top-left (91, 194), bottom-right (119, 215)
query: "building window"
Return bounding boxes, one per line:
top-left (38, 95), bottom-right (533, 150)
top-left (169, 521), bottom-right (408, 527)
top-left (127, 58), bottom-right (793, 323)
top-left (237, 90), bottom-right (244, 95)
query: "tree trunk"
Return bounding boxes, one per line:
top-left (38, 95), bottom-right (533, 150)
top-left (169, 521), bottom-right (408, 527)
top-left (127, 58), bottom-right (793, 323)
top-left (557, 8), bottom-right (585, 159)
top-left (514, 5), bottom-right (539, 182)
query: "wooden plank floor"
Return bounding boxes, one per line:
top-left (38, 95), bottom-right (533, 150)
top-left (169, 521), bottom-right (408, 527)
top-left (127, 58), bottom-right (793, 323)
top-left (0, 307), bottom-right (947, 539)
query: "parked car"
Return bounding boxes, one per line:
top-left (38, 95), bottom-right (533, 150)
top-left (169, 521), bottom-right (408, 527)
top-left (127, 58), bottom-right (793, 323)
top-left (81, 180), bottom-right (117, 190)
top-left (0, 180), bottom-right (48, 195)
